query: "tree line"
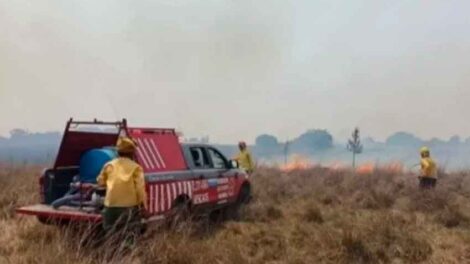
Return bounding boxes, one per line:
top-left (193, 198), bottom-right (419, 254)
top-left (1, 128), bottom-right (470, 164)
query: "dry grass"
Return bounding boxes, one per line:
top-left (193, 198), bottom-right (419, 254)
top-left (1, 165), bottom-right (470, 263)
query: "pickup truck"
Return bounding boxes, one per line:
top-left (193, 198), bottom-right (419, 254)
top-left (16, 119), bottom-right (251, 225)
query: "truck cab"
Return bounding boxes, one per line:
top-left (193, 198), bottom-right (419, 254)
top-left (16, 119), bottom-right (251, 225)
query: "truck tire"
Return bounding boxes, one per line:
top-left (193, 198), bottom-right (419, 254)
top-left (168, 197), bottom-right (191, 228)
top-left (223, 183), bottom-right (251, 221)
top-left (237, 184), bottom-right (251, 205)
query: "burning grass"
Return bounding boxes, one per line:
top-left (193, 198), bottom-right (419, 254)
top-left (1, 165), bottom-right (470, 263)
top-left (279, 156), bottom-right (405, 176)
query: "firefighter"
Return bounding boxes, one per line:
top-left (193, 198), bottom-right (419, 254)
top-left (419, 147), bottom-right (437, 189)
top-left (234, 141), bottom-right (254, 174)
top-left (97, 137), bottom-right (147, 240)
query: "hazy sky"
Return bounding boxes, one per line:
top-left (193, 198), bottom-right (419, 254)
top-left (1, 0), bottom-right (470, 143)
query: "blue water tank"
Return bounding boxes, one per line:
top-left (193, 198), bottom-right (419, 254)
top-left (79, 148), bottom-right (117, 183)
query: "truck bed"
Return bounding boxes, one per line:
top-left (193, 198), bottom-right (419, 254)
top-left (16, 204), bottom-right (102, 222)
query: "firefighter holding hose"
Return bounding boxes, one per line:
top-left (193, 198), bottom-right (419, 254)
top-left (97, 137), bottom-right (147, 240)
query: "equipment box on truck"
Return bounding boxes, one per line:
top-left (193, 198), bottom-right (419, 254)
top-left (16, 119), bottom-right (251, 225)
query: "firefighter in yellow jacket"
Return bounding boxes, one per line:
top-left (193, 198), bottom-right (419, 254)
top-left (97, 137), bottom-right (147, 234)
top-left (419, 147), bottom-right (437, 189)
top-left (235, 141), bottom-right (255, 174)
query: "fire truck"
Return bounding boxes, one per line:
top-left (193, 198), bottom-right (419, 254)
top-left (16, 119), bottom-right (251, 225)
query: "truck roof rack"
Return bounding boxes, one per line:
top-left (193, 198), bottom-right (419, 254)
top-left (67, 118), bottom-right (127, 128)
top-left (128, 127), bottom-right (176, 135)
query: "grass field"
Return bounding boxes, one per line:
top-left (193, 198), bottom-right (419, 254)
top-left (1, 165), bottom-right (470, 263)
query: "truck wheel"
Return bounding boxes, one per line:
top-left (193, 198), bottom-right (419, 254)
top-left (168, 198), bottom-right (191, 228)
top-left (237, 184), bottom-right (251, 205)
top-left (224, 184), bottom-right (251, 221)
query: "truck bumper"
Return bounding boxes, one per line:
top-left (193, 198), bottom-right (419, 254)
top-left (16, 204), bottom-right (102, 223)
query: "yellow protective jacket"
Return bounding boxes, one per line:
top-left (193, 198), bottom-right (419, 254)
top-left (97, 157), bottom-right (147, 209)
top-left (235, 150), bottom-right (254, 172)
top-left (421, 157), bottom-right (437, 179)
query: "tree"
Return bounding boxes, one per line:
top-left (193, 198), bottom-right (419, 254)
top-left (292, 129), bottom-right (333, 153)
top-left (465, 137), bottom-right (470, 146)
top-left (9, 129), bottom-right (28, 139)
top-left (427, 137), bottom-right (446, 148)
top-left (255, 134), bottom-right (279, 149)
top-left (283, 139), bottom-right (290, 165)
top-left (255, 134), bottom-right (280, 157)
top-left (347, 127), bottom-right (363, 168)
top-left (386, 132), bottom-right (423, 147)
top-left (448, 135), bottom-right (461, 146)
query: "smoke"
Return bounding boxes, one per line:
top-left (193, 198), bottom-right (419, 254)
top-left (0, 0), bottom-right (292, 138)
top-left (1, 1), bottom-right (470, 143)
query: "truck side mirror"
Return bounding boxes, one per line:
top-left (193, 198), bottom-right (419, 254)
top-left (229, 159), bottom-right (239, 169)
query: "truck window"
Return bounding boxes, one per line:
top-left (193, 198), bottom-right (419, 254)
top-left (190, 147), bottom-right (210, 168)
top-left (207, 148), bottom-right (227, 169)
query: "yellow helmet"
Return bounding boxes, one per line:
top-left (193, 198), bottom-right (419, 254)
top-left (116, 137), bottom-right (137, 154)
top-left (420, 146), bottom-right (430, 156)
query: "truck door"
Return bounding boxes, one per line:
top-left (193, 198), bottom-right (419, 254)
top-left (206, 147), bottom-right (238, 204)
top-left (187, 146), bottom-right (238, 206)
top-left (188, 146), bottom-right (215, 205)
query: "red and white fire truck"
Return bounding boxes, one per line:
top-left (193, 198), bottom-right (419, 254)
top-left (16, 119), bottom-right (251, 225)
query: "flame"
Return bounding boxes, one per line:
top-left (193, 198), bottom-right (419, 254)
top-left (280, 155), bottom-right (314, 172)
top-left (278, 158), bottom-right (404, 175)
top-left (356, 163), bottom-right (375, 174)
top-left (326, 161), bottom-right (347, 171)
top-left (355, 162), bottom-right (404, 174)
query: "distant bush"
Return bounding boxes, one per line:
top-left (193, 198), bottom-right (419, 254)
top-left (291, 129), bottom-right (333, 154)
top-left (255, 134), bottom-right (279, 148)
top-left (255, 134), bottom-right (280, 157)
top-left (386, 131), bottom-right (423, 147)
